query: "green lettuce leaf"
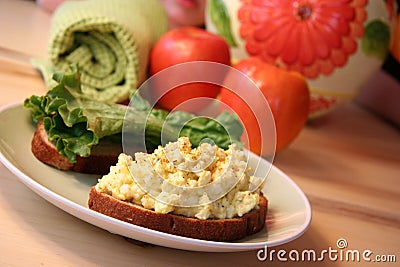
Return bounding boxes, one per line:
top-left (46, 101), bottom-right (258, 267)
top-left (165, 111), bottom-right (243, 149)
top-left (25, 65), bottom-right (99, 162)
top-left (209, 0), bottom-right (237, 47)
top-left (129, 92), bottom-right (243, 149)
top-left (25, 64), bottom-right (244, 163)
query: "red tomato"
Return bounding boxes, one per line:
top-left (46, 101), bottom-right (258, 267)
top-left (149, 27), bottom-right (231, 112)
top-left (220, 57), bottom-right (310, 155)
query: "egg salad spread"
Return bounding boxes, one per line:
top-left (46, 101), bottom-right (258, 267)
top-left (95, 137), bottom-right (264, 220)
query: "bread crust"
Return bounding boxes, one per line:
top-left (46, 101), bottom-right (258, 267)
top-left (88, 186), bottom-right (267, 241)
top-left (31, 121), bottom-right (122, 174)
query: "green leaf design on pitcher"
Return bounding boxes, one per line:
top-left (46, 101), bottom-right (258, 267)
top-left (362, 19), bottom-right (391, 60)
top-left (209, 0), bottom-right (237, 47)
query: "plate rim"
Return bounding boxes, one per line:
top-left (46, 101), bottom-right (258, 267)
top-left (0, 102), bottom-right (312, 252)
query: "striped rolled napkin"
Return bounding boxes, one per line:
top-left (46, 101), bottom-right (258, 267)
top-left (34, 0), bottom-right (169, 103)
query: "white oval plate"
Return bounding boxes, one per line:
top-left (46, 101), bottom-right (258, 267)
top-left (0, 102), bottom-right (311, 252)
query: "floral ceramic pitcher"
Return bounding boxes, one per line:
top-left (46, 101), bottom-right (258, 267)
top-left (206, 0), bottom-right (397, 118)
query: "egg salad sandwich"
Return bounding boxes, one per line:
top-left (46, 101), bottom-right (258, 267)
top-left (88, 137), bottom-right (267, 241)
top-left (24, 65), bottom-right (244, 175)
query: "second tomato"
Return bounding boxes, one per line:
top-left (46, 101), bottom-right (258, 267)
top-left (149, 27), bottom-right (231, 112)
top-left (220, 57), bottom-right (310, 155)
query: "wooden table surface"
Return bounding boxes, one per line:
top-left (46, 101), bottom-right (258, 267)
top-left (0, 1), bottom-right (399, 266)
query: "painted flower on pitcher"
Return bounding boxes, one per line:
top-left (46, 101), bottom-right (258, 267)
top-left (238, 0), bottom-right (368, 79)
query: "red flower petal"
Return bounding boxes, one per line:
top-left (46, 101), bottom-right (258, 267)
top-left (280, 24), bottom-right (300, 64)
top-left (250, 6), bottom-right (273, 23)
top-left (313, 18), bottom-right (342, 48)
top-left (245, 40), bottom-right (263, 55)
top-left (353, 0), bottom-right (368, 7)
top-left (354, 8), bottom-right (367, 23)
top-left (318, 58), bottom-right (335, 75)
top-left (303, 63), bottom-right (320, 79)
top-left (342, 36), bottom-right (357, 54)
top-left (331, 49), bottom-right (348, 67)
top-left (308, 23), bottom-right (331, 59)
top-left (252, 16), bottom-right (288, 41)
top-left (298, 24), bottom-right (317, 66)
top-left (263, 21), bottom-right (295, 56)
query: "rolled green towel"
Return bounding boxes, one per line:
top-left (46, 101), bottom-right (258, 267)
top-left (34, 0), bottom-right (169, 103)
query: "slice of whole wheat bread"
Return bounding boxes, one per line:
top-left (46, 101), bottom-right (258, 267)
top-left (31, 121), bottom-right (122, 174)
top-left (88, 186), bottom-right (268, 241)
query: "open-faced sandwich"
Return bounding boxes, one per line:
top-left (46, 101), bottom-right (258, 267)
top-left (88, 137), bottom-right (267, 241)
